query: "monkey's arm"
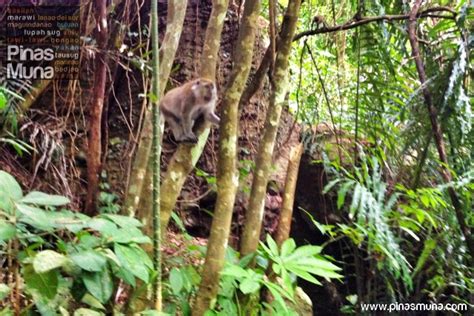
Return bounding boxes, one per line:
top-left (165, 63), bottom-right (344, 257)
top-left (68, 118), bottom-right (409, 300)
top-left (205, 111), bottom-right (220, 125)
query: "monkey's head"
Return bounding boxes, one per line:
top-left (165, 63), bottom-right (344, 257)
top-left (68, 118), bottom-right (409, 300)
top-left (191, 78), bottom-right (216, 103)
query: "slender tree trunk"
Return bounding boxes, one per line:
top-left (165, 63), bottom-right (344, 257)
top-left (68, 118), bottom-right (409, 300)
top-left (149, 0), bottom-right (162, 310)
top-left (407, 0), bottom-right (474, 260)
top-left (159, 0), bottom-right (230, 230)
top-left (274, 143), bottom-right (303, 246)
top-left (85, 0), bottom-right (108, 215)
top-left (124, 0), bottom-right (188, 217)
top-left (192, 0), bottom-right (262, 313)
top-left (240, 0), bottom-right (302, 256)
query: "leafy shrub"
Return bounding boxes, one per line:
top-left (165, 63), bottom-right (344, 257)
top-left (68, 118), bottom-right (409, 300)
top-left (0, 171), bottom-right (153, 314)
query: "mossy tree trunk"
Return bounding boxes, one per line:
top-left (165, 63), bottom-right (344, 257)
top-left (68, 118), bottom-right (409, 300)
top-left (85, 0), bottom-right (108, 215)
top-left (240, 0), bottom-right (302, 256)
top-left (192, 0), bottom-right (262, 314)
top-left (159, 0), bottom-right (230, 230)
top-left (274, 143), bottom-right (303, 246)
top-left (124, 0), bottom-right (188, 218)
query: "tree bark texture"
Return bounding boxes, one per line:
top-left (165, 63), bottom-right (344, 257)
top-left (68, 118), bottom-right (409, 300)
top-left (124, 0), bottom-right (188, 217)
top-left (274, 143), bottom-right (303, 246)
top-left (192, 0), bottom-right (262, 313)
top-left (240, 0), bottom-right (302, 256)
top-left (85, 0), bottom-right (108, 215)
top-left (159, 0), bottom-right (230, 230)
top-left (407, 0), bottom-right (474, 260)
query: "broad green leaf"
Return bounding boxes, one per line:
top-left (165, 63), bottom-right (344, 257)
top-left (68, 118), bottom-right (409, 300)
top-left (33, 250), bottom-right (68, 273)
top-left (81, 293), bottom-right (105, 310)
top-left (0, 170), bottom-right (23, 201)
top-left (0, 220), bottom-right (16, 242)
top-left (0, 283), bottom-right (10, 300)
top-left (114, 243), bottom-right (151, 283)
top-left (116, 265), bottom-right (136, 287)
top-left (16, 203), bottom-right (56, 231)
top-left (70, 250), bottom-right (107, 272)
top-left (110, 226), bottom-right (151, 244)
top-left (239, 277), bottom-right (260, 294)
top-left (169, 268), bottom-right (184, 295)
top-left (73, 308), bottom-right (103, 316)
top-left (222, 265), bottom-right (248, 278)
top-left (101, 214), bottom-right (142, 227)
top-left (21, 191), bottom-right (70, 206)
top-left (87, 218), bottom-right (119, 237)
top-left (23, 265), bottom-right (58, 300)
top-left (82, 270), bottom-right (113, 304)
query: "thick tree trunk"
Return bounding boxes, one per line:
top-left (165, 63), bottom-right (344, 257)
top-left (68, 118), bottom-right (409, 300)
top-left (275, 143), bottom-right (303, 246)
top-left (407, 0), bottom-right (474, 261)
top-left (85, 0), bottom-right (108, 215)
top-left (192, 0), bottom-right (262, 313)
top-left (240, 0), bottom-right (302, 256)
top-left (124, 0), bottom-right (188, 217)
top-left (159, 0), bottom-right (230, 230)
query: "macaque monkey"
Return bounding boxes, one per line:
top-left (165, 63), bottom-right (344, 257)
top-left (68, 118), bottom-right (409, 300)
top-left (311, 15), bottom-right (328, 30)
top-left (160, 78), bottom-right (219, 143)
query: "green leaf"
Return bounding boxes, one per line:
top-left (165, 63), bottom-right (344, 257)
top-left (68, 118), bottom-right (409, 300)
top-left (285, 245), bottom-right (322, 261)
top-left (266, 235), bottom-right (279, 256)
top-left (222, 264), bottom-right (248, 278)
top-left (73, 308), bottom-right (104, 316)
top-left (0, 220), bottom-right (16, 242)
top-left (169, 268), bottom-right (184, 295)
top-left (0, 91), bottom-right (7, 110)
top-left (16, 203), bottom-right (56, 231)
top-left (114, 243), bottom-right (151, 283)
top-left (280, 239), bottom-right (296, 257)
top-left (82, 269), bottom-right (113, 304)
top-left (100, 214), bottom-right (142, 227)
top-left (0, 170), bottom-right (23, 201)
top-left (0, 283), bottom-right (10, 300)
top-left (81, 293), bottom-right (105, 310)
top-left (337, 181), bottom-right (354, 209)
top-left (23, 265), bottom-right (58, 300)
top-left (20, 191), bottom-right (70, 206)
top-left (87, 218), bottom-right (119, 236)
top-left (239, 277), bottom-right (260, 294)
top-left (70, 250), bottom-right (107, 272)
top-left (33, 250), bottom-right (68, 273)
top-left (110, 226), bottom-right (152, 244)
top-left (322, 179), bottom-right (340, 194)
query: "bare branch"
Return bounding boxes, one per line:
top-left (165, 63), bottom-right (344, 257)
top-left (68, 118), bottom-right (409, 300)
top-left (293, 6), bottom-right (456, 41)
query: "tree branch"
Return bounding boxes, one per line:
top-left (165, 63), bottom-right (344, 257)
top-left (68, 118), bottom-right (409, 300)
top-left (293, 6), bottom-right (456, 41)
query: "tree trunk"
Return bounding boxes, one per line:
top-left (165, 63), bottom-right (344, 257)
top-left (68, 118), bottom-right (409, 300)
top-left (240, 0), bottom-right (302, 256)
top-left (275, 143), bottom-right (303, 246)
top-left (85, 0), bottom-right (108, 215)
top-left (407, 0), bottom-right (474, 261)
top-left (124, 0), bottom-right (188, 218)
top-left (159, 0), bottom-right (230, 230)
top-left (192, 0), bottom-right (262, 313)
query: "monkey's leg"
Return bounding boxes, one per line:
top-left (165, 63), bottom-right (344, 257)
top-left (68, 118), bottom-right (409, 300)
top-left (182, 111), bottom-right (198, 143)
top-left (165, 117), bottom-right (184, 142)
